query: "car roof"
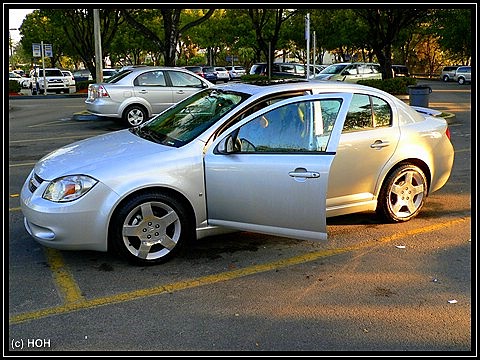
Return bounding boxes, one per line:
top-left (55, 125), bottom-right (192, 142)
top-left (212, 79), bottom-right (393, 99)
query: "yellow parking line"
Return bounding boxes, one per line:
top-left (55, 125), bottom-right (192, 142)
top-left (9, 217), bottom-right (468, 325)
top-left (43, 248), bottom-right (85, 304)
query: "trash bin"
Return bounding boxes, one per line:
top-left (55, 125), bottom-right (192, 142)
top-left (408, 84), bottom-right (432, 107)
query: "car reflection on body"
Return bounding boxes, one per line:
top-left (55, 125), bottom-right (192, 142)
top-left (20, 80), bottom-right (454, 265)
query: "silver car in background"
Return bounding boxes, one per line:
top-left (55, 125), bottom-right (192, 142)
top-left (454, 66), bottom-right (471, 85)
top-left (21, 81), bottom-right (454, 266)
top-left (85, 66), bottom-right (213, 126)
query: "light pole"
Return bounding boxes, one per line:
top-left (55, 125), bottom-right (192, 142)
top-left (9, 28), bottom-right (18, 69)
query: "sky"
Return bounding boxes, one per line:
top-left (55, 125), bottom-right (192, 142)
top-left (8, 8), bottom-right (36, 42)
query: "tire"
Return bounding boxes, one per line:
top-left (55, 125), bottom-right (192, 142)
top-left (123, 105), bottom-right (148, 127)
top-left (109, 192), bottom-right (193, 265)
top-left (376, 164), bottom-right (428, 223)
top-left (458, 77), bottom-right (465, 85)
top-left (442, 75), bottom-right (449, 82)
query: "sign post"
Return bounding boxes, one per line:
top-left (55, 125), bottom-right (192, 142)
top-left (32, 42), bottom-right (53, 95)
top-left (305, 13), bottom-right (310, 80)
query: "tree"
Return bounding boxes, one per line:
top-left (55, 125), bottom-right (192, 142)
top-left (19, 10), bottom-right (72, 68)
top-left (355, 9), bottom-right (430, 79)
top-left (431, 8), bottom-right (472, 65)
top-left (38, 9), bottom-right (124, 79)
top-left (120, 9), bottom-right (215, 66)
top-left (247, 9), bottom-right (298, 71)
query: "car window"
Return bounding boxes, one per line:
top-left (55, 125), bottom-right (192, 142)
top-left (107, 70), bottom-right (132, 83)
top-left (372, 96), bottom-right (392, 127)
top-left (134, 89), bottom-right (249, 147)
top-left (168, 71), bottom-right (204, 88)
top-left (134, 70), bottom-right (166, 86)
top-left (343, 94), bottom-right (392, 132)
top-left (235, 99), bottom-right (342, 153)
top-left (36, 69), bottom-right (63, 77)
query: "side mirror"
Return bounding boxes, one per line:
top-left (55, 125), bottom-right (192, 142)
top-left (216, 133), bottom-right (241, 154)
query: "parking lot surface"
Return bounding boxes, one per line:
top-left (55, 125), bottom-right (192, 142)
top-left (7, 80), bottom-right (472, 354)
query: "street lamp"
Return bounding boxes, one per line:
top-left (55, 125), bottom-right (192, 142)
top-left (9, 28), bottom-right (18, 69)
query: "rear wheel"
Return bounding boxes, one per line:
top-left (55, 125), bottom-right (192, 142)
top-left (376, 164), bottom-right (428, 223)
top-left (110, 192), bottom-right (193, 265)
top-left (458, 77), bottom-right (465, 85)
top-left (123, 105), bottom-right (148, 127)
top-left (442, 75), bottom-right (449, 82)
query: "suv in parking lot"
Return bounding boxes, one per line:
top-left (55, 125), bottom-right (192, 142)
top-left (454, 66), bottom-right (471, 85)
top-left (440, 66), bottom-right (460, 82)
top-left (314, 62), bottom-right (382, 83)
top-left (30, 67), bottom-right (70, 94)
top-left (249, 62), bottom-right (306, 78)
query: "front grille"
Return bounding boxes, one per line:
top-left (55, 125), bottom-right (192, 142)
top-left (28, 173), bottom-right (44, 193)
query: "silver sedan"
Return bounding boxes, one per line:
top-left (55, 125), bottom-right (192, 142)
top-left (21, 81), bottom-right (454, 265)
top-left (85, 66), bottom-right (213, 127)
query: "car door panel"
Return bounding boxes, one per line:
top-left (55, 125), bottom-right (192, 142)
top-left (133, 70), bottom-right (173, 114)
top-left (204, 94), bottom-right (351, 241)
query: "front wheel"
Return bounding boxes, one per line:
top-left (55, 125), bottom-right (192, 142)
top-left (376, 164), bottom-right (428, 223)
top-left (110, 192), bottom-right (193, 265)
top-left (458, 77), bottom-right (465, 85)
top-left (123, 105), bottom-right (148, 127)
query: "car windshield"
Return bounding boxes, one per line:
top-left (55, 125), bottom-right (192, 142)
top-left (37, 69), bottom-right (64, 77)
top-left (131, 88), bottom-right (250, 147)
top-left (320, 64), bottom-right (348, 75)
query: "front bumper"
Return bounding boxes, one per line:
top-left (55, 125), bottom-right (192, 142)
top-left (20, 173), bottom-right (120, 252)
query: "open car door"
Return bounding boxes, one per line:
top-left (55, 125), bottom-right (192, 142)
top-left (204, 93), bottom-right (352, 241)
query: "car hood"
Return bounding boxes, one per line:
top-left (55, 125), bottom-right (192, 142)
top-left (34, 129), bottom-right (174, 180)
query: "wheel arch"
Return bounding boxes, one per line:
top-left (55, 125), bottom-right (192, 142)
top-left (107, 185), bottom-right (197, 251)
top-left (118, 97), bottom-right (152, 118)
top-left (379, 158), bottom-right (431, 196)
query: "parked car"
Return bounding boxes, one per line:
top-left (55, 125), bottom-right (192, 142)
top-left (392, 65), bottom-right (410, 77)
top-left (183, 66), bottom-right (204, 78)
top-left (201, 66), bottom-right (218, 83)
top-left (214, 66), bottom-right (230, 83)
top-left (29, 67), bottom-right (70, 94)
top-left (314, 62), bottom-right (382, 82)
top-left (440, 66), bottom-right (460, 82)
top-left (102, 68), bottom-right (118, 81)
top-left (73, 69), bottom-right (92, 83)
top-left (21, 80), bottom-right (454, 265)
top-left (9, 71), bottom-right (24, 86)
top-left (61, 70), bottom-right (76, 92)
top-left (85, 66), bottom-right (213, 126)
top-left (250, 62), bottom-right (306, 78)
top-left (308, 64), bottom-right (327, 78)
top-left (225, 65), bottom-right (246, 80)
top-left (454, 66), bottom-right (471, 85)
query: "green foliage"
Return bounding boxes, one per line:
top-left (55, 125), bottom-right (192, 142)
top-left (357, 77), bottom-right (417, 95)
top-left (9, 80), bottom-right (22, 93)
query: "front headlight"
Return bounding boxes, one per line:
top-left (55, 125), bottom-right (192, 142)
top-left (43, 175), bottom-right (98, 202)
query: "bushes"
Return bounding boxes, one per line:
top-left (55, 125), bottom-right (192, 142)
top-left (9, 80), bottom-right (21, 93)
top-left (357, 77), bottom-right (417, 95)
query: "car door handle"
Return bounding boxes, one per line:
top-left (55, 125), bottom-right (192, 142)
top-left (370, 140), bottom-right (390, 149)
top-left (138, 90), bottom-right (148, 94)
top-left (176, 90), bottom-right (185, 94)
top-left (288, 168), bottom-right (320, 179)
